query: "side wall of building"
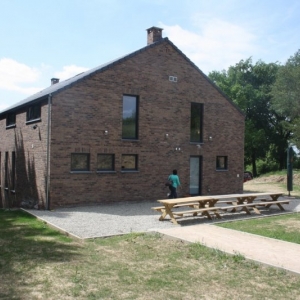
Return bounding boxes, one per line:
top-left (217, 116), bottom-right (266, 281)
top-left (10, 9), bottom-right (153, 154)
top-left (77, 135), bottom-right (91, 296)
top-left (48, 41), bottom-right (244, 208)
top-left (0, 101), bottom-right (49, 208)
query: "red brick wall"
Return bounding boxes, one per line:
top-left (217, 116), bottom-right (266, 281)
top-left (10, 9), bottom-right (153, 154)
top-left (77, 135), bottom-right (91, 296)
top-left (47, 40), bottom-right (244, 208)
top-left (0, 100), bottom-right (49, 208)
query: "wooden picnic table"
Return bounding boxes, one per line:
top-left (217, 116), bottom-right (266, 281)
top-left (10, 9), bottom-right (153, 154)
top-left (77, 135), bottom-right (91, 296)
top-left (152, 192), bottom-right (287, 225)
top-left (211, 192), bottom-right (283, 204)
top-left (214, 192), bottom-right (287, 214)
top-left (155, 196), bottom-right (217, 224)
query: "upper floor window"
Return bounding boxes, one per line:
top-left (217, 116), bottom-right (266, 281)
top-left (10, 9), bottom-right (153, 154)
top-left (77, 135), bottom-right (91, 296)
top-left (27, 103), bottom-right (41, 122)
top-left (71, 153), bottom-right (90, 171)
top-left (97, 154), bottom-right (115, 171)
top-left (216, 156), bottom-right (228, 170)
top-left (190, 103), bottom-right (203, 143)
top-left (6, 112), bottom-right (16, 127)
top-left (121, 154), bottom-right (138, 171)
top-left (122, 95), bottom-right (139, 139)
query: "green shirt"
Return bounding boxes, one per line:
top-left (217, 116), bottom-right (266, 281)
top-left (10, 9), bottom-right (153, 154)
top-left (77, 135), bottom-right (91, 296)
top-left (168, 174), bottom-right (181, 188)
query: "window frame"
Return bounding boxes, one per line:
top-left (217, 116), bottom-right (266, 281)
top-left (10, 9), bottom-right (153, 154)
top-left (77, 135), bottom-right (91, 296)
top-left (70, 153), bottom-right (90, 172)
top-left (97, 154), bottom-right (115, 172)
top-left (216, 156), bottom-right (228, 171)
top-left (11, 151), bottom-right (16, 192)
top-left (5, 152), bottom-right (9, 189)
top-left (190, 102), bottom-right (203, 143)
top-left (6, 112), bottom-right (16, 128)
top-left (122, 94), bottom-right (139, 140)
top-left (0, 152), bottom-right (1, 188)
top-left (26, 103), bottom-right (41, 123)
top-left (121, 154), bottom-right (138, 172)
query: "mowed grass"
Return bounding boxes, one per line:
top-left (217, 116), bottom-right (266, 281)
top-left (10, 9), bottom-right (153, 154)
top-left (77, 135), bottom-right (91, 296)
top-left (217, 212), bottom-right (300, 244)
top-left (1, 210), bottom-right (300, 299)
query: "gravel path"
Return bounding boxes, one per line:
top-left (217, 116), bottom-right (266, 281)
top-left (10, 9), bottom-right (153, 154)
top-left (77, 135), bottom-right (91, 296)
top-left (25, 197), bottom-right (300, 239)
top-left (25, 201), bottom-right (175, 239)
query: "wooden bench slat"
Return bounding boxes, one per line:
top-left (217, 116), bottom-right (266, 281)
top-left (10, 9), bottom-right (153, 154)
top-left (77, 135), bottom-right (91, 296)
top-left (152, 203), bottom-right (199, 211)
top-left (171, 200), bottom-right (290, 217)
top-left (216, 200), bottom-right (289, 206)
top-left (252, 200), bottom-right (289, 206)
top-left (172, 206), bottom-right (220, 215)
top-left (152, 201), bottom-right (230, 211)
top-left (153, 200), bottom-right (289, 212)
top-left (216, 200), bottom-right (237, 203)
top-left (151, 206), bottom-right (165, 211)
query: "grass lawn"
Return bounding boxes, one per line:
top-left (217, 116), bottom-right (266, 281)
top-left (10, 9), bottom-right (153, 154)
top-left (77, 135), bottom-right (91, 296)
top-left (217, 212), bottom-right (300, 244)
top-left (1, 209), bottom-right (300, 300)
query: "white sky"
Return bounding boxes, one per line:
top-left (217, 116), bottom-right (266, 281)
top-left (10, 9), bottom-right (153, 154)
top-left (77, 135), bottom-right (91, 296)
top-left (0, 0), bottom-right (299, 111)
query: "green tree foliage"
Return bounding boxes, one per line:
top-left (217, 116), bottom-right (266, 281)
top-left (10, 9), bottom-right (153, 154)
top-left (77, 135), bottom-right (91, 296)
top-left (271, 50), bottom-right (300, 148)
top-left (209, 58), bottom-right (290, 175)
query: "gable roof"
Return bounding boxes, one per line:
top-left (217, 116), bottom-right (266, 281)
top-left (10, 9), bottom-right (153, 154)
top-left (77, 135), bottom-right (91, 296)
top-left (0, 38), bottom-right (244, 117)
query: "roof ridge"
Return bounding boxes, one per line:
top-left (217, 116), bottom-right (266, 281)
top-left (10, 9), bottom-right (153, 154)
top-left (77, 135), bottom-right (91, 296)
top-left (0, 36), bottom-right (243, 117)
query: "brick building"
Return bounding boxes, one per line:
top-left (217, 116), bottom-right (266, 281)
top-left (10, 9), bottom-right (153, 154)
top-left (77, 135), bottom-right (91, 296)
top-left (0, 27), bottom-right (244, 209)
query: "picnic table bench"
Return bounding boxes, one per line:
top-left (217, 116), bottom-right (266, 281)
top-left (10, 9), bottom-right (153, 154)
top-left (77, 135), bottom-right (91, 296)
top-left (152, 192), bottom-right (289, 225)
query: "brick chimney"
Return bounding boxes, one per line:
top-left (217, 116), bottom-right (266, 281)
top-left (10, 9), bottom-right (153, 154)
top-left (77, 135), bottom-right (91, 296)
top-left (51, 78), bottom-right (59, 85)
top-left (146, 26), bottom-right (163, 45)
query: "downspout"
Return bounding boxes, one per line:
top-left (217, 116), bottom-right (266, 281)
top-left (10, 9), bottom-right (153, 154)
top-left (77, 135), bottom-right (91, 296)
top-left (45, 94), bottom-right (52, 210)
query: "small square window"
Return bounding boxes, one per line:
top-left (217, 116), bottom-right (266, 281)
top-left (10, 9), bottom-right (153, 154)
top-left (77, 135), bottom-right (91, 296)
top-left (97, 154), bottom-right (115, 171)
top-left (216, 156), bottom-right (228, 170)
top-left (6, 112), bottom-right (16, 127)
top-left (121, 154), bottom-right (138, 171)
top-left (27, 104), bottom-right (41, 122)
top-left (71, 153), bottom-right (90, 171)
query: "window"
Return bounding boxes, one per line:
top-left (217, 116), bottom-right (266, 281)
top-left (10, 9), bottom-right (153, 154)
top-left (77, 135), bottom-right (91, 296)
top-left (71, 153), bottom-right (90, 171)
top-left (5, 152), bottom-right (8, 189)
top-left (122, 95), bottom-right (138, 139)
top-left (97, 154), bottom-right (115, 171)
top-left (216, 156), bottom-right (228, 170)
top-left (11, 151), bottom-right (16, 191)
top-left (121, 154), bottom-right (138, 171)
top-left (27, 103), bottom-right (41, 122)
top-left (190, 103), bottom-right (203, 143)
top-left (6, 112), bottom-right (16, 127)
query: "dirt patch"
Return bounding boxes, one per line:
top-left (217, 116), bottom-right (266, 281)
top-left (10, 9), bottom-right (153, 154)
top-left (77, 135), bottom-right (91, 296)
top-left (250, 173), bottom-right (300, 185)
top-left (275, 219), bottom-right (300, 232)
top-left (244, 182), bottom-right (286, 193)
top-left (244, 173), bottom-right (300, 195)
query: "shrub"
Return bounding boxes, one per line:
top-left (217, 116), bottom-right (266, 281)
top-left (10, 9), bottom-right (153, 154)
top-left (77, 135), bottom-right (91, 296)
top-left (256, 159), bottom-right (279, 175)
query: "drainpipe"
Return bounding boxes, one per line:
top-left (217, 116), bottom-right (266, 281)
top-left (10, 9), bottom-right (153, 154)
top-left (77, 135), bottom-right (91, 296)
top-left (45, 94), bottom-right (52, 210)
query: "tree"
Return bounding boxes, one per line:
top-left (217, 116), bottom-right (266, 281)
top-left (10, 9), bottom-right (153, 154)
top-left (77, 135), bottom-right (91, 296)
top-left (209, 58), bottom-right (290, 175)
top-left (271, 49), bottom-right (300, 148)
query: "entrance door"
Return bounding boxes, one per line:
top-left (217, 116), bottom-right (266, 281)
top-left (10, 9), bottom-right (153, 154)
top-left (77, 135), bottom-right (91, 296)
top-left (189, 156), bottom-right (202, 195)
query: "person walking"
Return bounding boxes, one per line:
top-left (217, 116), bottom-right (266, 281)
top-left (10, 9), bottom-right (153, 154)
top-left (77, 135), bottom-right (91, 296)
top-left (168, 169), bottom-right (181, 199)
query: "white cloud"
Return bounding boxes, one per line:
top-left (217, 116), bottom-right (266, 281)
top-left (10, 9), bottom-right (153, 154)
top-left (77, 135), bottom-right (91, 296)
top-left (0, 58), bottom-right (42, 94)
top-left (0, 59), bottom-right (90, 111)
top-left (160, 21), bottom-right (259, 74)
top-left (0, 103), bottom-right (9, 111)
top-left (54, 65), bottom-right (89, 81)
